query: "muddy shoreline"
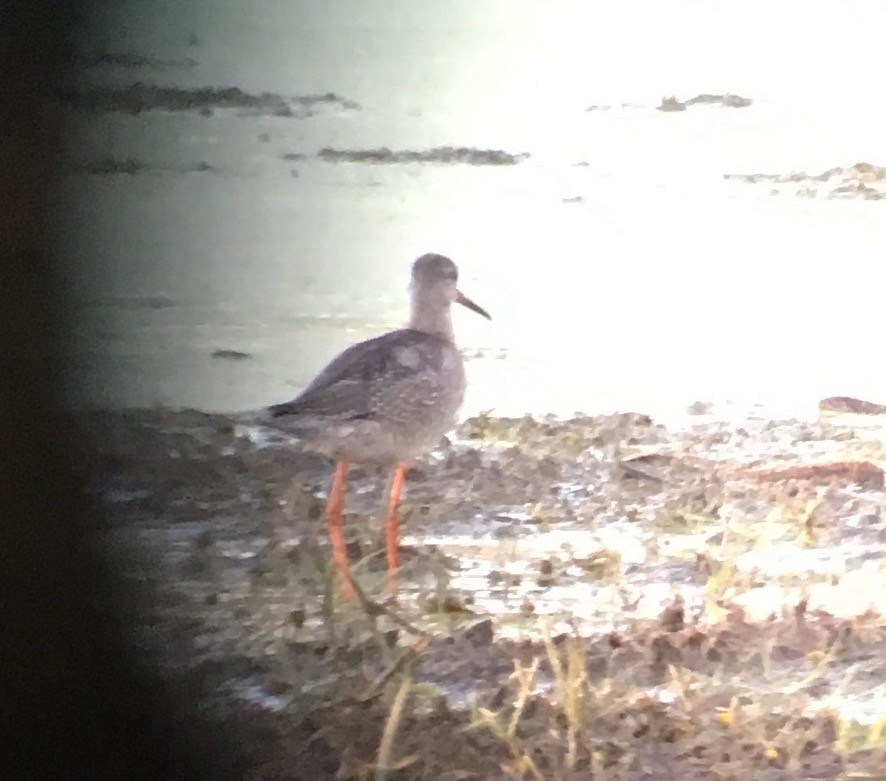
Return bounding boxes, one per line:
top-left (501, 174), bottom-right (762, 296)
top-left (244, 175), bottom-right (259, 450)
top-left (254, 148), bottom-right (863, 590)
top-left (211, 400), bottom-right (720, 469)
top-left (79, 405), bottom-right (886, 780)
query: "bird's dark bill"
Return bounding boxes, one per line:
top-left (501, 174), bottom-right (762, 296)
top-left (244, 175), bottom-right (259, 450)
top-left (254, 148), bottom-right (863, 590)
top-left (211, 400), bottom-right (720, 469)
top-left (455, 290), bottom-right (491, 320)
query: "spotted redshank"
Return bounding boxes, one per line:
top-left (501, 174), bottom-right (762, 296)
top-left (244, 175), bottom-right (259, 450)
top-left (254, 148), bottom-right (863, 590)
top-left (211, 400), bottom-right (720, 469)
top-left (266, 253), bottom-right (491, 598)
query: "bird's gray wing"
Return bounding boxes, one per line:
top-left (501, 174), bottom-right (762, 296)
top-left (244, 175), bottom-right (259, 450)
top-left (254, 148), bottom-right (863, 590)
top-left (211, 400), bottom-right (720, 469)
top-left (268, 328), bottom-right (446, 421)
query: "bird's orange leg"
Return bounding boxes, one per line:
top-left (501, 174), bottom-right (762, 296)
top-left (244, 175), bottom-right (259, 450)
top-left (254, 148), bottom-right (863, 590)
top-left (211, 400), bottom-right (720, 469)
top-left (325, 459), bottom-right (354, 600)
top-left (384, 462), bottom-right (408, 595)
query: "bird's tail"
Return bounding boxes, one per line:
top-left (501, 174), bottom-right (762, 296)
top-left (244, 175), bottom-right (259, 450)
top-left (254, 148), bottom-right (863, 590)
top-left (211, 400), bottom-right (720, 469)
top-left (266, 400), bottom-right (302, 418)
top-left (229, 406), bottom-right (302, 448)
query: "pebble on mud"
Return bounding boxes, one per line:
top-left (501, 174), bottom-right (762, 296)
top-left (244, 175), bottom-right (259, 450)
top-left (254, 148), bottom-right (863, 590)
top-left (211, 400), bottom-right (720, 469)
top-left (212, 349), bottom-right (252, 360)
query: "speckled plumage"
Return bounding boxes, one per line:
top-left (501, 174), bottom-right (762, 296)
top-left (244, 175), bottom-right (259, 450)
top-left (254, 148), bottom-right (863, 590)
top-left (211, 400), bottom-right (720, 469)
top-left (267, 253), bottom-right (490, 464)
top-left (268, 328), bottom-right (467, 464)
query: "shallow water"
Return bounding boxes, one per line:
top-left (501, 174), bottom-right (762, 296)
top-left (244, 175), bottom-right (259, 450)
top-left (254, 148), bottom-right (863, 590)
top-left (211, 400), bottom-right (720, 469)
top-left (56, 0), bottom-right (886, 421)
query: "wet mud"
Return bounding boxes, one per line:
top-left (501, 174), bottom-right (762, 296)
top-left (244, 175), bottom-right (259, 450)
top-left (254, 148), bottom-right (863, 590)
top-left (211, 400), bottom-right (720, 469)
top-left (74, 51), bottom-right (201, 70)
top-left (78, 405), bottom-right (886, 779)
top-left (60, 146), bottom-right (529, 177)
top-left (59, 84), bottom-right (361, 117)
top-left (317, 146), bottom-right (530, 166)
top-left (585, 94), bottom-right (752, 113)
top-left (60, 157), bottom-right (224, 176)
top-left (725, 162), bottom-right (886, 200)
top-left (658, 94), bottom-right (753, 112)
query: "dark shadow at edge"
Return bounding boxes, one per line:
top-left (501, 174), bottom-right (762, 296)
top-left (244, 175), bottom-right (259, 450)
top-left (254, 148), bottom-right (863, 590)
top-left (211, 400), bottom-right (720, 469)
top-left (0, 5), bottom-right (243, 779)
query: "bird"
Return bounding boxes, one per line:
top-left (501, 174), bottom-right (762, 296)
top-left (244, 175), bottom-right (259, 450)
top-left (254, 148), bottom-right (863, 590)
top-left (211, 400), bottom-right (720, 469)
top-left (265, 253), bottom-right (491, 598)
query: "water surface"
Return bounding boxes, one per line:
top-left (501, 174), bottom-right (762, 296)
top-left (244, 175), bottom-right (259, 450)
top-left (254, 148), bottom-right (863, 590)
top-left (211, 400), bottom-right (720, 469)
top-left (56, 0), bottom-right (886, 421)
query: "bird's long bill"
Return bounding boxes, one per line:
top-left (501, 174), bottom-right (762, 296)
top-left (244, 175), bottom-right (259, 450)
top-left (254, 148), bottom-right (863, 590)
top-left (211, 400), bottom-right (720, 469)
top-left (455, 290), bottom-right (492, 320)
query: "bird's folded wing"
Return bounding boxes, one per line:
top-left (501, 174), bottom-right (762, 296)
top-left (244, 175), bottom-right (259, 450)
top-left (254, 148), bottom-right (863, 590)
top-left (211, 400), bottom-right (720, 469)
top-left (268, 329), bottom-right (448, 421)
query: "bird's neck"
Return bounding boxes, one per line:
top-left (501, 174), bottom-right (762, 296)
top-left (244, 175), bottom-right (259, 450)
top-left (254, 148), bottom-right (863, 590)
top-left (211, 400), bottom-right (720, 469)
top-left (408, 299), bottom-right (455, 342)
